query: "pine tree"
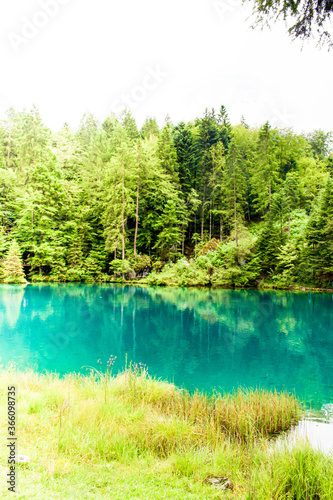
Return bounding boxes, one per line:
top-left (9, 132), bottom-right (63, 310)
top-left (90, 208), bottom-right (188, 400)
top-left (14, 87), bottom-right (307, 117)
top-left (304, 176), bottom-right (333, 285)
top-left (132, 139), bottom-right (158, 257)
top-left (252, 122), bottom-right (280, 217)
top-left (173, 122), bottom-right (197, 194)
top-left (217, 105), bottom-right (231, 128)
top-left (140, 117), bottom-right (159, 139)
top-left (120, 109), bottom-right (139, 141)
top-left (195, 109), bottom-right (220, 238)
top-left (224, 132), bottom-right (248, 246)
top-left (255, 221), bottom-right (285, 275)
top-left (153, 200), bottom-right (182, 261)
top-left (275, 242), bottom-right (298, 284)
top-left (157, 121), bottom-right (179, 182)
top-left (2, 240), bottom-right (27, 284)
top-left (210, 141), bottom-right (228, 242)
top-left (103, 128), bottom-right (135, 260)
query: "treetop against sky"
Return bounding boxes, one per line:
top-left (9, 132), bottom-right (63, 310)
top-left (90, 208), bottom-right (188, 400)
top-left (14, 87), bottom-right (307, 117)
top-left (0, 0), bottom-right (332, 133)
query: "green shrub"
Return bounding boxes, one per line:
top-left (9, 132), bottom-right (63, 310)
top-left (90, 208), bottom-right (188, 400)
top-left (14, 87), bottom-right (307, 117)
top-left (109, 259), bottom-right (131, 275)
top-left (132, 254), bottom-right (151, 273)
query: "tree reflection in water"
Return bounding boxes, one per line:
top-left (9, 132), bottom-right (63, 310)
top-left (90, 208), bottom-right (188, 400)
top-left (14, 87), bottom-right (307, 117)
top-left (1, 284), bottom-right (333, 409)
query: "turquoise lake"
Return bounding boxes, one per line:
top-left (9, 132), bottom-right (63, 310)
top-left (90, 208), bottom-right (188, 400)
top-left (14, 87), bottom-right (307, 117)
top-left (1, 284), bottom-right (333, 410)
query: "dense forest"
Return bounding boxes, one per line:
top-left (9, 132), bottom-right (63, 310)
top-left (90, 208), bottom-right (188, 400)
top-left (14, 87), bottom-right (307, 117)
top-left (0, 105), bottom-right (332, 288)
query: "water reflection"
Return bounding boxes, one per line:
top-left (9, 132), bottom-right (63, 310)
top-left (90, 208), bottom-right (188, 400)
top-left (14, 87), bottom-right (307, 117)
top-left (0, 284), bottom-right (333, 409)
top-left (0, 285), bottom-right (25, 328)
top-left (290, 418), bottom-right (333, 454)
top-left (280, 405), bottom-right (333, 455)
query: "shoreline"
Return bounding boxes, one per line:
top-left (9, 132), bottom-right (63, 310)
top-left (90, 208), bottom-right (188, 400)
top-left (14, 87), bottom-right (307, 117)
top-left (9, 280), bottom-right (333, 294)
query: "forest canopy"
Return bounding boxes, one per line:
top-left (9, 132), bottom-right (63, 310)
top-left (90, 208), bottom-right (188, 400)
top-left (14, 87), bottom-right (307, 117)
top-left (0, 105), bottom-right (332, 288)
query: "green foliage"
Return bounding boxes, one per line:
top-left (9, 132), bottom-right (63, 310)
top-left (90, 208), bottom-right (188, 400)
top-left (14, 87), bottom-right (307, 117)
top-left (255, 221), bottom-right (285, 275)
top-left (1, 240), bottom-right (27, 284)
top-left (303, 176), bottom-right (333, 286)
top-left (251, 122), bottom-right (280, 217)
top-left (9, 367), bottom-right (332, 500)
top-left (153, 200), bottom-right (183, 260)
top-left (148, 228), bottom-right (259, 287)
top-left (197, 238), bottom-right (220, 256)
top-left (147, 258), bottom-right (211, 287)
top-left (109, 258), bottom-right (131, 276)
top-left (246, 0), bottom-right (333, 47)
top-left (131, 254), bottom-right (151, 273)
top-left (157, 121), bottom-right (179, 181)
top-left (152, 260), bottom-right (165, 272)
top-left (271, 242), bottom-right (298, 287)
top-left (0, 105), bottom-right (331, 287)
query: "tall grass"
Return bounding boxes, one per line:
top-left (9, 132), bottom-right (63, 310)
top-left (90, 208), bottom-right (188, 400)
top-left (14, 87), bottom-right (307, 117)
top-left (0, 365), bottom-right (332, 499)
top-left (112, 366), bottom-right (300, 443)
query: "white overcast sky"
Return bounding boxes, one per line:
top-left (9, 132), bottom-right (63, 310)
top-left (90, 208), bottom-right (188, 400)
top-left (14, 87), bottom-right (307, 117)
top-left (0, 0), bottom-right (332, 133)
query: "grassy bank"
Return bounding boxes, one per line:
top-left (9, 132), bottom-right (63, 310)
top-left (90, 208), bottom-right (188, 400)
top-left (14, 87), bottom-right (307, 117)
top-left (1, 366), bottom-right (333, 499)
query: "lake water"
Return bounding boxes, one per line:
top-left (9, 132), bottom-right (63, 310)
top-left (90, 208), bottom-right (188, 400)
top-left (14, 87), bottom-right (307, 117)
top-left (1, 283), bottom-right (333, 411)
top-left (3, 283), bottom-right (333, 451)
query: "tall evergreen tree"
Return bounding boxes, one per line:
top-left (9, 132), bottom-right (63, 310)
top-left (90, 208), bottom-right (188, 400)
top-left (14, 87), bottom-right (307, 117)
top-left (154, 200), bottom-right (182, 260)
top-left (103, 128), bottom-right (135, 260)
top-left (224, 136), bottom-right (247, 246)
top-left (2, 240), bottom-right (27, 284)
top-left (195, 109), bottom-right (220, 237)
top-left (252, 122), bottom-right (280, 217)
top-left (157, 121), bottom-right (179, 182)
top-left (305, 177), bottom-right (333, 284)
top-left (140, 117), bottom-right (159, 139)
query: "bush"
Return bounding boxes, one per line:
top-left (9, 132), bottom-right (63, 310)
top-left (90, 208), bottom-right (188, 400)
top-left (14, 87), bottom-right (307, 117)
top-left (147, 259), bottom-right (211, 286)
top-left (152, 260), bottom-right (165, 272)
top-left (132, 254), bottom-right (151, 273)
top-left (83, 256), bottom-right (103, 282)
top-left (109, 259), bottom-right (131, 276)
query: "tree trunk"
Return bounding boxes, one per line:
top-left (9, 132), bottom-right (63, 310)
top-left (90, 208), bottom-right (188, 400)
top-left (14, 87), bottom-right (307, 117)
top-left (201, 207), bottom-right (204, 239)
top-left (7, 127), bottom-right (11, 170)
top-left (31, 113), bottom-right (36, 165)
top-left (122, 152), bottom-right (125, 261)
top-left (288, 207), bottom-right (291, 237)
top-left (233, 153), bottom-right (238, 247)
top-left (121, 150), bottom-right (125, 280)
top-left (220, 209), bottom-right (223, 243)
top-left (201, 184), bottom-right (206, 239)
top-left (209, 199), bottom-right (212, 240)
top-left (134, 175), bottom-right (139, 258)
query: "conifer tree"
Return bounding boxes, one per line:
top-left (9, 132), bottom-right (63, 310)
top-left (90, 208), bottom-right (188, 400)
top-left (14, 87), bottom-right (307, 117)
top-left (305, 177), bottom-right (333, 284)
top-left (2, 240), bottom-right (27, 284)
top-left (195, 109), bottom-right (220, 237)
top-left (157, 121), bottom-right (179, 182)
top-left (224, 134), bottom-right (248, 246)
top-left (173, 122), bottom-right (197, 195)
top-left (140, 117), bottom-right (159, 139)
top-left (120, 109), bottom-right (139, 141)
top-left (255, 221), bottom-right (285, 275)
top-left (252, 122), bottom-right (280, 217)
top-left (103, 128), bottom-right (135, 260)
top-left (210, 142), bottom-right (228, 242)
top-left (154, 200), bottom-right (182, 261)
